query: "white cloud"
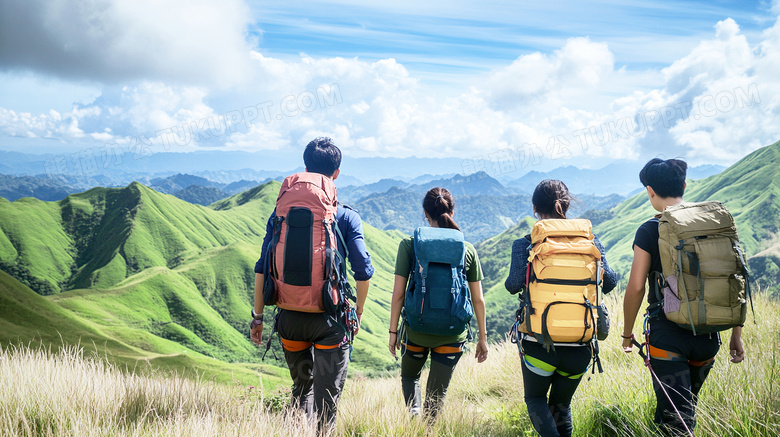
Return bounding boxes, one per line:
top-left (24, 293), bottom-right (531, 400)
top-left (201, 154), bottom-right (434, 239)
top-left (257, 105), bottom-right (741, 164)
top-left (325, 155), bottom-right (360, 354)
top-left (620, 17), bottom-right (780, 164)
top-left (661, 19), bottom-right (753, 97)
top-left (487, 37), bottom-right (615, 112)
top-left (0, 0), bottom-right (253, 86)
top-left (0, 107), bottom-right (87, 140)
top-left (1, 10), bottom-right (779, 170)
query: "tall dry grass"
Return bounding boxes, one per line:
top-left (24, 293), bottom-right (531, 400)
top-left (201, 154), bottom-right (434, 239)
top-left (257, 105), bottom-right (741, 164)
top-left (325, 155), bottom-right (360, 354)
top-left (2, 292), bottom-right (779, 436)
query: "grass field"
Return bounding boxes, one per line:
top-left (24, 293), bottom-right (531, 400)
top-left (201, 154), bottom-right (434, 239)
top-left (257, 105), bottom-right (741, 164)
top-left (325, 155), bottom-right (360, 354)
top-left (2, 291), bottom-right (778, 437)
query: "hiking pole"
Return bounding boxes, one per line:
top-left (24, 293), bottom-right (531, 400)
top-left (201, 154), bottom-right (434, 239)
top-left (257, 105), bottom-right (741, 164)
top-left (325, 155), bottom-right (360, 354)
top-left (630, 322), bottom-right (695, 437)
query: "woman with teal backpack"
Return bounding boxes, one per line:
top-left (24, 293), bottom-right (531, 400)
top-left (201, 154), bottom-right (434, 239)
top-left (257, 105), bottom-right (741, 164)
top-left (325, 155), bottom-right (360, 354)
top-left (388, 187), bottom-right (489, 421)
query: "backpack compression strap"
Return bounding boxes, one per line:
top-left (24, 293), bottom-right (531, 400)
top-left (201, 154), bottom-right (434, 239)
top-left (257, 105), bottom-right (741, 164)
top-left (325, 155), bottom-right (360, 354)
top-left (538, 301), bottom-right (594, 349)
top-left (523, 262), bottom-right (536, 340)
top-left (675, 239), bottom-right (698, 335)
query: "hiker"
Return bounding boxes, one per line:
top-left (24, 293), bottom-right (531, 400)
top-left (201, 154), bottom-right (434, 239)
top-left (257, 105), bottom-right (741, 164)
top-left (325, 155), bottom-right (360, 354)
top-left (505, 179), bottom-right (617, 437)
top-left (388, 187), bottom-right (489, 421)
top-left (622, 158), bottom-right (746, 436)
top-left (250, 137), bottom-right (374, 434)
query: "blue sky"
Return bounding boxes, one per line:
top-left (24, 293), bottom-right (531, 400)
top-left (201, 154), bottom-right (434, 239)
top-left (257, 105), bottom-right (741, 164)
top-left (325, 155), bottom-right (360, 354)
top-left (0, 0), bottom-right (779, 172)
top-left (251, 0), bottom-right (770, 73)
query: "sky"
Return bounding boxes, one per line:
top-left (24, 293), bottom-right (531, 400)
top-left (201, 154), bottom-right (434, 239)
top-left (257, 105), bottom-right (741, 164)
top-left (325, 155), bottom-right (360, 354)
top-left (0, 0), bottom-right (779, 173)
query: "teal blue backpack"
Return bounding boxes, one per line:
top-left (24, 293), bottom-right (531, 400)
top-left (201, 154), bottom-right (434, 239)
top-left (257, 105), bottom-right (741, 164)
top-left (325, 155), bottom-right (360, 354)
top-left (404, 227), bottom-right (474, 336)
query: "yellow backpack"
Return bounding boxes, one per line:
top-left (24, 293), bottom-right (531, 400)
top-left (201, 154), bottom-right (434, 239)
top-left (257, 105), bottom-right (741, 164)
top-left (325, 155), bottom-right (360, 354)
top-left (518, 219), bottom-right (604, 348)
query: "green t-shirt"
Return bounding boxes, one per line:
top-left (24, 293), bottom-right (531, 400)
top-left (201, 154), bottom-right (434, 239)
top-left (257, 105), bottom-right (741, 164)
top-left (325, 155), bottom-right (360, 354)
top-left (394, 236), bottom-right (483, 346)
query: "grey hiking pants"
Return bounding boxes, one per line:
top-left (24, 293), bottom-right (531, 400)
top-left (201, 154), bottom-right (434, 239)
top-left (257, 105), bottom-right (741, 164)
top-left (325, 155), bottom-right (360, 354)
top-left (276, 310), bottom-right (350, 435)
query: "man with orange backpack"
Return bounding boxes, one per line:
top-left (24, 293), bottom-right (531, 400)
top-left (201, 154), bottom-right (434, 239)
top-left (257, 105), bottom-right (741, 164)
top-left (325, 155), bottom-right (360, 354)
top-left (250, 138), bottom-right (374, 434)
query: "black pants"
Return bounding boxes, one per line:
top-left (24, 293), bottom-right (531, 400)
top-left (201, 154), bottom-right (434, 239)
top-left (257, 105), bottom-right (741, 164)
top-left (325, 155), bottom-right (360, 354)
top-left (400, 339), bottom-right (464, 420)
top-left (520, 340), bottom-right (592, 437)
top-left (276, 310), bottom-right (350, 435)
top-left (648, 321), bottom-right (720, 436)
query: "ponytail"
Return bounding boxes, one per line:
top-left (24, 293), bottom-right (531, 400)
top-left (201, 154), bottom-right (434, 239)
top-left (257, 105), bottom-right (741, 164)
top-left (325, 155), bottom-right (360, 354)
top-left (423, 188), bottom-right (460, 231)
top-left (553, 199), bottom-right (565, 219)
top-left (532, 179), bottom-right (572, 219)
top-left (436, 212), bottom-right (460, 231)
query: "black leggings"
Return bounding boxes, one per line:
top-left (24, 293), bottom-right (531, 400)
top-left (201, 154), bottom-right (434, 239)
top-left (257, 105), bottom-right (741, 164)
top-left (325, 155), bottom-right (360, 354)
top-left (520, 340), bottom-right (592, 437)
top-left (400, 339), bottom-right (464, 420)
top-left (648, 322), bottom-right (720, 435)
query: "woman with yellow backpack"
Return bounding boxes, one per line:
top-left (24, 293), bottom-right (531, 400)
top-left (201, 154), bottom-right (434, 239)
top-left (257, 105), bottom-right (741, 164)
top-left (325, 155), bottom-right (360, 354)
top-left (505, 179), bottom-right (617, 437)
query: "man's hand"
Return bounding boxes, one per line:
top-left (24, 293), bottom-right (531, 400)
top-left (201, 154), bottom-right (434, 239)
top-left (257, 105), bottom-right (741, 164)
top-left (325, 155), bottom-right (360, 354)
top-left (251, 273), bottom-right (265, 346)
top-left (250, 319), bottom-right (263, 345)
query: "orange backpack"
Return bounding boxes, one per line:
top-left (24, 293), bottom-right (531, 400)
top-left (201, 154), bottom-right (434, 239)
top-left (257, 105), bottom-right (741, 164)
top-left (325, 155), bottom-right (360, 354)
top-left (262, 172), bottom-right (349, 313)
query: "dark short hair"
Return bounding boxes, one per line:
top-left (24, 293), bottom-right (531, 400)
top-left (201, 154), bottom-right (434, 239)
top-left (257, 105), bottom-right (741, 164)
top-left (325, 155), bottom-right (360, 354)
top-left (639, 158), bottom-right (687, 198)
top-left (303, 137), bottom-right (341, 176)
top-left (532, 179), bottom-right (572, 219)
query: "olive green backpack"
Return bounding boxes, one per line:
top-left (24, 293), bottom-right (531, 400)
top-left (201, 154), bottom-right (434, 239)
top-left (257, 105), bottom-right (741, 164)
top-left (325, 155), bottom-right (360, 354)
top-left (655, 201), bottom-right (753, 334)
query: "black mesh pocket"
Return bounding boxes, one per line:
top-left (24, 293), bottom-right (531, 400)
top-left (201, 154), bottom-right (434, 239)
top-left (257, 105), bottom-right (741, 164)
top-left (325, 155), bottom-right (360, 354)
top-left (283, 207), bottom-right (313, 286)
top-left (596, 303), bottom-right (610, 341)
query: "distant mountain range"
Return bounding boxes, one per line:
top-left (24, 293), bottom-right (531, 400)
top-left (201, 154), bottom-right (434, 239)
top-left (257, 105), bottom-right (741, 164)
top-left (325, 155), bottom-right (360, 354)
top-left (506, 161), bottom-right (725, 195)
top-left (0, 150), bottom-right (463, 185)
top-left (343, 171), bottom-right (627, 242)
top-left (0, 148), bottom-right (724, 190)
top-left (0, 174), bottom-right (83, 201)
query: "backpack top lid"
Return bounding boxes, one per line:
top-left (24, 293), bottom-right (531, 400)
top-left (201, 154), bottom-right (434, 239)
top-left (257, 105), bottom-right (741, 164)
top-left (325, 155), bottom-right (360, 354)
top-left (276, 172), bottom-right (338, 212)
top-left (660, 201), bottom-right (736, 240)
top-left (413, 227), bottom-right (466, 275)
top-left (531, 218), bottom-right (593, 244)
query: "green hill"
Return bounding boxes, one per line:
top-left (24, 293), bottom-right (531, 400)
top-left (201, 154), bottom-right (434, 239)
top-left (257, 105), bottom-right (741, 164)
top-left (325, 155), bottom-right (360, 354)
top-left (0, 180), bottom-right (404, 381)
top-left (475, 217), bottom-right (535, 341)
top-left (0, 181), bottom-right (278, 294)
top-left (0, 269), bottom-right (284, 386)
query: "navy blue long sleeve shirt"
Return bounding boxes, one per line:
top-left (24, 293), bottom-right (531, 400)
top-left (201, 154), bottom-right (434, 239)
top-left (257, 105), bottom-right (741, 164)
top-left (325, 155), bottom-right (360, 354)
top-left (505, 234), bottom-right (617, 295)
top-left (254, 204), bottom-right (374, 281)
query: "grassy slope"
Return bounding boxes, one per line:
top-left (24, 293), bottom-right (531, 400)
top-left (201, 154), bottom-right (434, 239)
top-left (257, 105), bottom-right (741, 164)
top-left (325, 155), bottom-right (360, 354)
top-left (475, 217), bottom-right (535, 341)
top-left (0, 179), bottom-right (403, 381)
top-left (3, 292), bottom-right (778, 436)
top-left (0, 196), bottom-right (73, 295)
top-left (0, 270), bottom-right (283, 386)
